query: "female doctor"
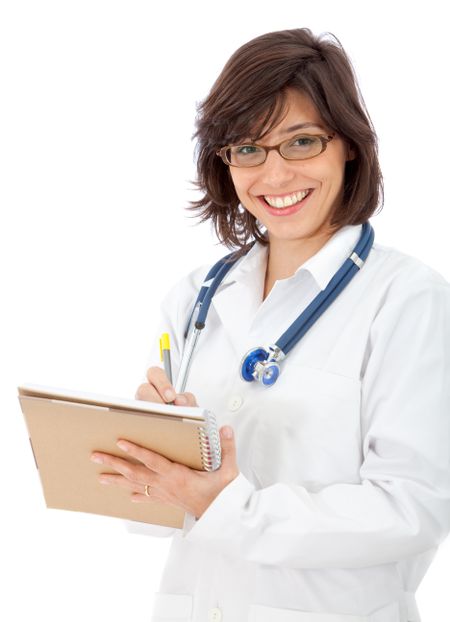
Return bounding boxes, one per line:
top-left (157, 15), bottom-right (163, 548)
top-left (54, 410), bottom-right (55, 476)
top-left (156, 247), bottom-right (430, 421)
top-left (91, 29), bottom-right (450, 622)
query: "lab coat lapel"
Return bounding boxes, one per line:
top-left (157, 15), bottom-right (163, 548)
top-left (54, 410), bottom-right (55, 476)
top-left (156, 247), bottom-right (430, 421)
top-left (211, 242), bottom-right (268, 357)
top-left (211, 282), bottom-right (260, 356)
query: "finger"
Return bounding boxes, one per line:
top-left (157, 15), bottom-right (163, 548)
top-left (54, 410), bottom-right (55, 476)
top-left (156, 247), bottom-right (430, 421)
top-left (98, 473), bottom-right (152, 493)
top-left (99, 475), bottom-right (162, 503)
top-left (174, 392), bottom-right (198, 407)
top-left (116, 440), bottom-right (173, 475)
top-left (131, 492), bottom-right (163, 504)
top-left (145, 366), bottom-right (177, 403)
top-left (131, 490), bottom-right (180, 506)
top-left (91, 451), bottom-right (146, 481)
top-left (131, 493), bottom-right (152, 503)
top-left (135, 382), bottom-right (164, 403)
top-left (219, 426), bottom-right (239, 482)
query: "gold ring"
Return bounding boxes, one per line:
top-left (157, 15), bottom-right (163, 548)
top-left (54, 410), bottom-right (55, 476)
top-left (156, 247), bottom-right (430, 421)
top-left (144, 484), bottom-right (151, 497)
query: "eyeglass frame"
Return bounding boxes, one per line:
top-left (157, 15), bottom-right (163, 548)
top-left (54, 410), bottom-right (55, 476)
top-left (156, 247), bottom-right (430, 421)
top-left (216, 133), bottom-right (335, 167)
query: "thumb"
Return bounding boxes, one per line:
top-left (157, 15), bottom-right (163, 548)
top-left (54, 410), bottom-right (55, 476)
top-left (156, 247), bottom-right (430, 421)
top-left (219, 426), bottom-right (237, 469)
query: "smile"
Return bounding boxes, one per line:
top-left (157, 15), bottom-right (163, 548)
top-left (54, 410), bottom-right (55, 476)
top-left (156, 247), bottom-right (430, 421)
top-left (263, 189), bottom-right (311, 208)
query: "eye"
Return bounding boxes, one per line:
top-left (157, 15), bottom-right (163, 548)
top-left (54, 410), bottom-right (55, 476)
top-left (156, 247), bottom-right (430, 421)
top-left (290, 135), bottom-right (317, 148)
top-left (234, 145), bottom-right (260, 155)
top-left (282, 135), bottom-right (323, 160)
top-left (226, 143), bottom-right (266, 167)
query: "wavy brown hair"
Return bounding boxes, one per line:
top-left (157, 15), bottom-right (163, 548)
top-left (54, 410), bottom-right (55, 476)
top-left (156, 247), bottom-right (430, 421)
top-left (188, 28), bottom-right (383, 255)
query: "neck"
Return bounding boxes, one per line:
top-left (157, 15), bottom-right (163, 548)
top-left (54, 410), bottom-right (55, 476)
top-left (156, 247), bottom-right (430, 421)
top-left (263, 229), bottom-right (336, 300)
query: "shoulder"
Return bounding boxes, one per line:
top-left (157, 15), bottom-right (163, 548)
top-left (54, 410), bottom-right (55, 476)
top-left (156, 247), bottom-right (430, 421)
top-left (362, 241), bottom-right (450, 333)
top-left (160, 245), bottom-right (250, 310)
top-left (159, 255), bottom-right (230, 321)
top-left (159, 263), bottom-right (210, 312)
top-left (366, 240), bottom-right (449, 296)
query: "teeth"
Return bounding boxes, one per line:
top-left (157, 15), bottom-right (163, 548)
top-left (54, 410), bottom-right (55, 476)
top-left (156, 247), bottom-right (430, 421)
top-left (264, 189), bottom-right (310, 208)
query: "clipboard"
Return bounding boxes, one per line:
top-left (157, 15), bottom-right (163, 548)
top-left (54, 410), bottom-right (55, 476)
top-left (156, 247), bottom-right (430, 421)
top-left (18, 383), bottom-right (221, 529)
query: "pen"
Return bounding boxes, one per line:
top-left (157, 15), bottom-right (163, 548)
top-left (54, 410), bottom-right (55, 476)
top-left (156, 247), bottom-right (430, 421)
top-left (159, 332), bottom-right (173, 384)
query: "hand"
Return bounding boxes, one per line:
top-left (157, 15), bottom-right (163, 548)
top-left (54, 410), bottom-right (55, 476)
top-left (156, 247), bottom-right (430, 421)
top-left (135, 366), bottom-right (197, 407)
top-left (91, 426), bottom-right (239, 519)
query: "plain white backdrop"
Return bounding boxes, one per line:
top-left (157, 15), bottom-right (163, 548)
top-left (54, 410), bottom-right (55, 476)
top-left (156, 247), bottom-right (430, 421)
top-left (1, 1), bottom-right (449, 620)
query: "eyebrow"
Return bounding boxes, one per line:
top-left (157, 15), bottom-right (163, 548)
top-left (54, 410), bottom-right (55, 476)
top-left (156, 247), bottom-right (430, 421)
top-left (284, 122), bottom-right (326, 133)
top-left (240, 121), bottom-right (327, 145)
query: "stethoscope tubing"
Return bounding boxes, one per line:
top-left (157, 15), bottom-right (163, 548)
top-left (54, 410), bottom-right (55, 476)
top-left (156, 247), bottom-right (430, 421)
top-left (178, 222), bottom-right (374, 389)
top-left (183, 245), bottom-right (255, 339)
top-left (278, 223), bottom-right (374, 354)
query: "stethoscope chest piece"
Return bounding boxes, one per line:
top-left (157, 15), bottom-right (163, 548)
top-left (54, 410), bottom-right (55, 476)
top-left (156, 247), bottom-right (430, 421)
top-left (240, 346), bottom-right (282, 387)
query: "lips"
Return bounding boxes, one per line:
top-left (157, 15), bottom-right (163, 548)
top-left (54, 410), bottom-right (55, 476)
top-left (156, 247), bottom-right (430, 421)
top-left (258, 188), bottom-right (314, 216)
top-left (263, 189), bottom-right (311, 208)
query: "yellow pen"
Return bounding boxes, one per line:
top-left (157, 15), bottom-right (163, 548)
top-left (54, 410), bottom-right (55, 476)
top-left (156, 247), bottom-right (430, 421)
top-left (159, 332), bottom-right (173, 384)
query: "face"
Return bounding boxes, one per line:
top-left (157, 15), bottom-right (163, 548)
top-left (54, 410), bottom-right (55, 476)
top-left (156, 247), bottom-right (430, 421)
top-left (229, 89), bottom-right (352, 249)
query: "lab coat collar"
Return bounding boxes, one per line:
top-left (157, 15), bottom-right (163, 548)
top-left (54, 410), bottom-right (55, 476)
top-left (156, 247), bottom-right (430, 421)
top-left (219, 240), bottom-right (268, 288)
top-left (297, 224), bottom-right (363, 290)
top-left (210, 224), bottom-right (363, 357)
top-left (219, 224), bottom-right (363, 291)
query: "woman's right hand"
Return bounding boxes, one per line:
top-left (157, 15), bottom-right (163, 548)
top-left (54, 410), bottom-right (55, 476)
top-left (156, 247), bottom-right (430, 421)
top-left (135, 366), bottom-right (198, 407)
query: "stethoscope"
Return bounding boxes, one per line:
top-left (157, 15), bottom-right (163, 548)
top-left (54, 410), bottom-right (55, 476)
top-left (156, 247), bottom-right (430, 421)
top-left (174, 222), bottom-right (374, 392)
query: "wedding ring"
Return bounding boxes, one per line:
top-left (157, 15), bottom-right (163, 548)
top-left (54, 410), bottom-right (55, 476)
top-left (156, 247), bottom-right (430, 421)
top-left (144, 484), bottom-right (151, 497)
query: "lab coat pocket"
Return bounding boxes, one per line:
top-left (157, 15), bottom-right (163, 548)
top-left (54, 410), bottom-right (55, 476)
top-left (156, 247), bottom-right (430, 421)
top-left (248, 601), bottom-right (400, 621)
top-left (250, 365), bottom-right (362, 488)
top-left (151, 592), bottom-right (193, 621)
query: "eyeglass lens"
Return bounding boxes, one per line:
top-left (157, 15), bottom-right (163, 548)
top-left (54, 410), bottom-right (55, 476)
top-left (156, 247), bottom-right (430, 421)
top-left (227, 135), bottom-right (324, 167)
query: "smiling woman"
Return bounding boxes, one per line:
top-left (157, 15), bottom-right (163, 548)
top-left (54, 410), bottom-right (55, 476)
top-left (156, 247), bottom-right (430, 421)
top-left (190, 29), bottom-right (382, 256)
top-left (226, 89), bottom-right (355, 297)
top-left (95, 28), bottom-right (450, 622)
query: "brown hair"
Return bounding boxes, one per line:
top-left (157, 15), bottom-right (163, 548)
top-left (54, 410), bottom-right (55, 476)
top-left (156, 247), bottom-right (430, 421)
top-left (188, 28), bottom-right (383, 254)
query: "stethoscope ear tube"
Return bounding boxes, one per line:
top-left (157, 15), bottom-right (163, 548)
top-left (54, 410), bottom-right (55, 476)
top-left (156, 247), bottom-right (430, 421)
top-left (174, 325), bottom-right (202, 394)
top-left (177, 247), bottom-right (252, 391)
top-left (276, 222), bottom-right (374, 355)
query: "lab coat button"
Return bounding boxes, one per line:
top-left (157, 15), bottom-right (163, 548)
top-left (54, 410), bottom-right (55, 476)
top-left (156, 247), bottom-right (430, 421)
top-left (208, 608), bottom-right (222, 622)
top-left (228, 395), bottom-right (243, 411)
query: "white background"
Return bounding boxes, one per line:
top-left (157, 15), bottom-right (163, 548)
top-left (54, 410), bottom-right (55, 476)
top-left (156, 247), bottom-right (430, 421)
top-left (1, 1), bottom-right (449, 620)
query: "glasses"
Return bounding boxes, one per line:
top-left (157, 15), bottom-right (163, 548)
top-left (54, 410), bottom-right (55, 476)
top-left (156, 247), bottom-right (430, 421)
top-left (217, 133), bottom-right (335, 168)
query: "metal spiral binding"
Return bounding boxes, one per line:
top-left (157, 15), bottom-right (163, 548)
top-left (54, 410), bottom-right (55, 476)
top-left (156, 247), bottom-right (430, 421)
top-left (197, 410), bottom-right (221, 471)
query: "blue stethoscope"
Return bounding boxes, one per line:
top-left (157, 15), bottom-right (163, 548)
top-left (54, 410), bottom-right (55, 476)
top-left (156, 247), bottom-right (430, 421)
top-left (174, 223), bottom-right (374, 392)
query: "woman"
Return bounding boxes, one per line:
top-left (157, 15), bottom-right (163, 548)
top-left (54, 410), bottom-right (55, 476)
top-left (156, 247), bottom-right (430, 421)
top-left (91, 29), bottom-right (450, 621)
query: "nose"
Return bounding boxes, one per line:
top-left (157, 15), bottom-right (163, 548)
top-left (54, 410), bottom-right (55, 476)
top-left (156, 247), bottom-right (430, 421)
top-left (259, 149), bottom-right (296, 188)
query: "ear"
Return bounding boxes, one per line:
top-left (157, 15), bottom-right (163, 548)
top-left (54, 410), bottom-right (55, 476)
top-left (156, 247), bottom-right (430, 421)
top-left (346, 143), bottom-right (356, 161)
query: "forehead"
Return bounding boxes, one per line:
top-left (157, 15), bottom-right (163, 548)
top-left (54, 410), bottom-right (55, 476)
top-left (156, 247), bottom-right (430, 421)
top-left (282, 90), bottom-right (323, 121)
top-left (247, 89), bottom-right (326, 142)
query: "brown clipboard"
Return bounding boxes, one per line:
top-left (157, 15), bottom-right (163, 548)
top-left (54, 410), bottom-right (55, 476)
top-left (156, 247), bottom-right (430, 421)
top-left (18, 383), bottom-right (220, 529)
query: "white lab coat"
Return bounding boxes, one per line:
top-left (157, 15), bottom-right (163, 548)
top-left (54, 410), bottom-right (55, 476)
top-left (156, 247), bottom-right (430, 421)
top-left (136, 224), bottom-right (450, 622)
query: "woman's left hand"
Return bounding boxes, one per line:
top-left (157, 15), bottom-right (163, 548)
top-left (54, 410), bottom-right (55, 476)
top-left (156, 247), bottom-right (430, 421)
top-left (90, 426), bottom-right (239, 519)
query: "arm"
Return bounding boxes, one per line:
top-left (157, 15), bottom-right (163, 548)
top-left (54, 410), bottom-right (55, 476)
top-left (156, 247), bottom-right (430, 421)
top-left (123, 280), bottom-right (187, 538)
top-left (182, 278), bottom-right (450, 569)
top-left (122, 270), bottom-right (238, 536)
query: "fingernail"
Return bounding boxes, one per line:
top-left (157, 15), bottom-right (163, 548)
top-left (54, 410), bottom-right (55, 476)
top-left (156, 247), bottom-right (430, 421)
top-left (117, 440), bottom-right (129, 452)
top-left (91, 454), bottom-right (103, 464)
top-left (176, 395), bottom-right (187, 405)
top-left (164, 389), bottom-right (175, 402)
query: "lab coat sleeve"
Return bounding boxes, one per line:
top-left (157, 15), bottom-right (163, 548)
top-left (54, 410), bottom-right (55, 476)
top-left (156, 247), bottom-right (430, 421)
top-left (182, 275), bottom-right (450, 569)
